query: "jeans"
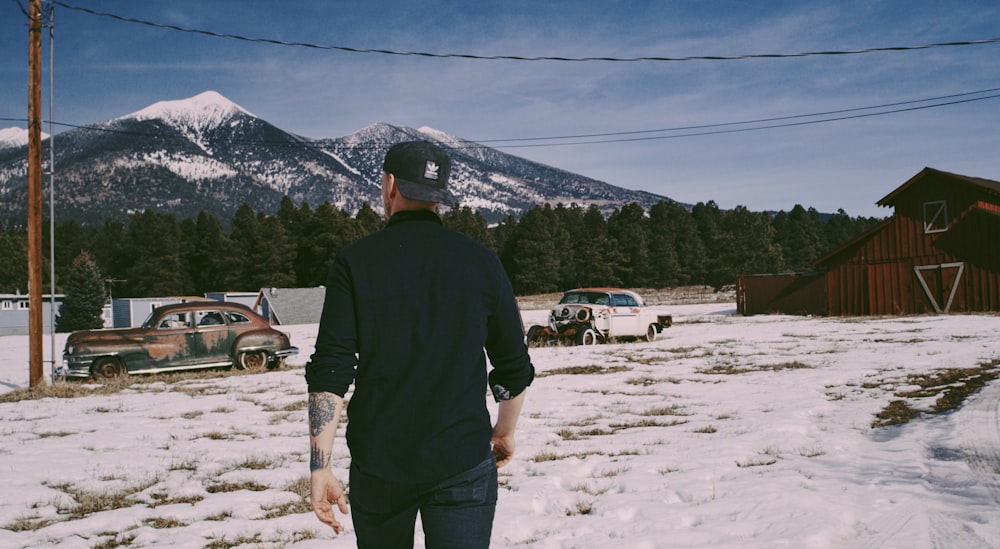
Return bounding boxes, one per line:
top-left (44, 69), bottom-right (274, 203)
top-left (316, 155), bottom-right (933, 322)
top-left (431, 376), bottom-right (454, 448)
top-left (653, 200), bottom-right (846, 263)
top-left (350, 455), bottom-right (498, 549)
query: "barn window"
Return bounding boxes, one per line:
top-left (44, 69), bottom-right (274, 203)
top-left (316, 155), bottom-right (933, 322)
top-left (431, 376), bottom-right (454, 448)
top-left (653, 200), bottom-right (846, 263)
top-left (923, 200), bottom-right (948, 234)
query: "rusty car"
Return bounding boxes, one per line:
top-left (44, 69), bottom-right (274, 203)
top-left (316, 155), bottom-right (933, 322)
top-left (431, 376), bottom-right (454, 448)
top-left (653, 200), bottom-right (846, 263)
top-left (59, 302), bottom-right (298, 380)
top-left (526, 288), bottom-right (672, 346)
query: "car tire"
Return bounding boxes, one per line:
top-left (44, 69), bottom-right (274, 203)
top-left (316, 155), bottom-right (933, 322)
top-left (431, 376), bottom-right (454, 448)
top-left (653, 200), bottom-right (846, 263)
top-left (237, 350), bottom-right (268, 370)
top-left (91, 357), bottom-right (124, 379)
top-left (526, 325), bottom-right (543, 345)
top-left (645, 323), bottom-right (658, 342)
top-left (576, 328), bottom-right (598, 346)
top-left (575, 308), bottom-right (591, 322)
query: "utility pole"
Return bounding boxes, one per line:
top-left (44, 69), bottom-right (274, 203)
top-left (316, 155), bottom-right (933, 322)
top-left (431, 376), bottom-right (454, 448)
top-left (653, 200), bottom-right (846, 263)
top-left (28, 0), bottom-right (44, 388)
top-left (48, 6), bottom-right (57, 382)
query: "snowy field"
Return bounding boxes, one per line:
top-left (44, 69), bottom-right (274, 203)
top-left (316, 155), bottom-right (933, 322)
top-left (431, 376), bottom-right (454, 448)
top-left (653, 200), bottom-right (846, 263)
top-left (1, 303), bottom-right (999, 548)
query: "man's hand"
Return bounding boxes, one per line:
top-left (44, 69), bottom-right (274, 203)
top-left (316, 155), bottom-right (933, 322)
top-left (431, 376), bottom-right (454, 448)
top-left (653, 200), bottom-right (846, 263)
top-left (492, 390), bottom-right (526, 468)
top-left (310, 469), bottom-right (349, 534)
top-left (491, 432), bottom-right (516, 468)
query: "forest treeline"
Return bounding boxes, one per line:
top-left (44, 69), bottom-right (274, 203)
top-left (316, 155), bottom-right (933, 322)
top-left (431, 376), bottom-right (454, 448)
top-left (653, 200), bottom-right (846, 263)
top-left (0, 197), bottom-right (883, 298)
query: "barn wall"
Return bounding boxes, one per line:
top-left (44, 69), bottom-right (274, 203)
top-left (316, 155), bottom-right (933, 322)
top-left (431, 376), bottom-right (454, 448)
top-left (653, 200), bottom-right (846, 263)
top-left (736, 274), bottom-right (826, 316)
top-left (822, 171), bottom-right (1000, 316)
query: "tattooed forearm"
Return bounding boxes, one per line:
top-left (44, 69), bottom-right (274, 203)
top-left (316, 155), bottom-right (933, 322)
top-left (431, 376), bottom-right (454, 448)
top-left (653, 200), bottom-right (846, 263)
top-left (309, 392), bottom-right (338, 437)
top-left (310, 443), bottom-right (330, 472)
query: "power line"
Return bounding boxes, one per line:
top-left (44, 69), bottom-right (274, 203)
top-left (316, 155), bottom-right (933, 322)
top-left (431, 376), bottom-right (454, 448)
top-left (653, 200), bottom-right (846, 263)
top-left (2, 87), bottom-right (997, 150)
top-left (474, 87), bottom-right (1000, 144)
top-left (493, 93), bottom-right (1000, 148)
top-left (50, 1), bottom-right (1000, 63)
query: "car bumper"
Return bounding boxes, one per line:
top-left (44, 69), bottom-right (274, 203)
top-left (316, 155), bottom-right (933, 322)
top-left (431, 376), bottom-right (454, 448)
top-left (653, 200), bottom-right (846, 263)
top-left (58, 356), bottom-right (95, 379)
top-left (275, 347), bottom-right (298, 360)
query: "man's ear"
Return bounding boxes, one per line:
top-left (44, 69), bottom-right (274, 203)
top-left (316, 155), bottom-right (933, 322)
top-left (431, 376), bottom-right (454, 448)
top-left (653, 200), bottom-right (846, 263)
top-left (385, 173), bottom-right (398, 198)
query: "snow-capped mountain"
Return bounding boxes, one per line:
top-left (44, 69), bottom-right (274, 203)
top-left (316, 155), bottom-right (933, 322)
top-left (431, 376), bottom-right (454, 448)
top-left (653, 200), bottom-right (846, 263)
top-left (0, 127), bottom-right (48, 149)
top-left (0, 91), bottom-right (671, 226)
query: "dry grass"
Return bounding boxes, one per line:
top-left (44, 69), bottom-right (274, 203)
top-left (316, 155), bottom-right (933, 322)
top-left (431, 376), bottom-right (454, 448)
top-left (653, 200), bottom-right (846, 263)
top-left (536, 365), bottom-right (631, 378)
top-left (205, 480), bottom-right (270, 493)
top-left (697, 361), bottom-right (814, 375)
top-left (0, 365), bottom-right (287, 403)
top-left (871, 360), bottom-right (1000, 428)
top-left (47, 474), bottom-right (162, 520)
top-left (262, 477), bottom-right (313, 519)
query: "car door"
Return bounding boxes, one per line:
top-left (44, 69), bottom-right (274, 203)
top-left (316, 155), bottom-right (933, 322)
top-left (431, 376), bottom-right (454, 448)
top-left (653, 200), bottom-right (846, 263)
top-left (141, 311), bottom-right (199, 371)
top-left (609, 293), bottom-right (643, 337)
top-left (191, 309), bottom-right (236, 365)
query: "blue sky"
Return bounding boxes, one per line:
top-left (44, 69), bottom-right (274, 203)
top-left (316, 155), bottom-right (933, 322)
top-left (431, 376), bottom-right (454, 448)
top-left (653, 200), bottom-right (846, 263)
top-left (2, 0), bottom-right (999, 218)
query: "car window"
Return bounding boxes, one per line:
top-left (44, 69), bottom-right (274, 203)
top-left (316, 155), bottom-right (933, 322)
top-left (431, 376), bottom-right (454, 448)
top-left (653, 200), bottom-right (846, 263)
top-left (157, 313), bottom-right (192, 330)
top-left (587, 293), bottom-right (609, 304)
top-left (559, 293), bottom-right (580, 304)
top-left (196, 311), bottom-right (225, 326)
top-left (612, 294), bottom-right (638, 307)
top-left (225, 311), bottom-right (251, 324)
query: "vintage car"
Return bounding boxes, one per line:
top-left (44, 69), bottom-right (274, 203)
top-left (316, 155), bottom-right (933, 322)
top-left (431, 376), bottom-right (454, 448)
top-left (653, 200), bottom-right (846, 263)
top-left (60, 302), bottom-right (298, 380)
top-left (526, 288), bottom-right (672, 346)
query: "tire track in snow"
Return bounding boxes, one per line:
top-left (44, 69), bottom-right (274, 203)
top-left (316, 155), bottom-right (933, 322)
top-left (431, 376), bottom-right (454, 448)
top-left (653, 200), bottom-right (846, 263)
top-left (954, 380), bottom-right (1000, 502)
top-left (854, 381), bottom-right (1000, 549)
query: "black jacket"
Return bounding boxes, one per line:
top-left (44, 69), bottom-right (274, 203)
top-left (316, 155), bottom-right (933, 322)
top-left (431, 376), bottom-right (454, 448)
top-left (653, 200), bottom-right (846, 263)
top-left (306, 210), bottom-right (534, 483)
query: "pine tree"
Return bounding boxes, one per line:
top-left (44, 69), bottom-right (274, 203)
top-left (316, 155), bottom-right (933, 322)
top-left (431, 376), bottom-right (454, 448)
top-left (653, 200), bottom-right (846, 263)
top-left (122, 211), bottom-right (192, 296)
top-left (608, 203), bottom-right (651, 287)
top-left (443, 204), bottom-right (493, 248)
top-left (659, 200), bottom-right (707, 286)
top-left (355, 202), bottom-right (384, 237)
top-left (0, 231), bottom-right (28, 293)
top-left (772, 205), bottom-right (824, 271)
top-left (501, 205), bottom-right (563, 294)
top-left (692, 201), bottom-right (729, 289)
top-left (56, 251), bottom-right (106, 333)
top-left (646, 201), bottom-right (682, 287)
top-left (719, 206), bottom-right (783, 284)
top-left (185, 212), bottom-right (240, 293)
top-left (574, 204), bottom-right (622, 288)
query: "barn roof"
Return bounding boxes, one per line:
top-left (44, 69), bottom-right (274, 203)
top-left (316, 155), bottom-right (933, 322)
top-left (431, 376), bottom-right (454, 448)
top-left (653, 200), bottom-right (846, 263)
top-left (876, 167), bottom-right (1000, 208)
top-left (810, 217), bottom-right (892, 268)
top-left (814, 167), bottom-right (1000, 269)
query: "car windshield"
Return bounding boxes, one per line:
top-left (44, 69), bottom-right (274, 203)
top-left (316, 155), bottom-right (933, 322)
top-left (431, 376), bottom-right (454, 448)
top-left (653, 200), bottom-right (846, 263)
top-left (559, 292), bottom-right (610, 305)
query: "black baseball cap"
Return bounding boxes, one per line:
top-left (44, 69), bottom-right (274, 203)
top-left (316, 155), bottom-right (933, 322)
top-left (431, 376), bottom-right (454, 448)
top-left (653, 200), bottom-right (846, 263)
top-left (382, 141), bottom-right (456, 205)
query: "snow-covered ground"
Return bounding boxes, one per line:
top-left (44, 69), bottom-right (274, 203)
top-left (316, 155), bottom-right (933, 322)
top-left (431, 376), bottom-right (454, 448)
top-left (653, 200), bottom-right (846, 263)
top-left (2, 303), bottom-right (999, 548)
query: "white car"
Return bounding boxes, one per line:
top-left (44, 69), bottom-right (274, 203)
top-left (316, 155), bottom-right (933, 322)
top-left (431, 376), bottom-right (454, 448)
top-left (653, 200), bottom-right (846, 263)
top-left (526, 288), bottom-right (672, 346)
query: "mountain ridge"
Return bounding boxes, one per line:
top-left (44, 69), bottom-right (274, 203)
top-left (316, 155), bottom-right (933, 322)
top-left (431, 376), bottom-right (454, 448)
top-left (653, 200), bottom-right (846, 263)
top-left (0, 91), bottom-right (673, 226)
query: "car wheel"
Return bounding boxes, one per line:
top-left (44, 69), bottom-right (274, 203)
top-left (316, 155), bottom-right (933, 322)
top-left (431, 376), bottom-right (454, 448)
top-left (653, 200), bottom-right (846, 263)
top-left (91, 357), bottom-right (124, 379)
top-left (526, 325), bottom-right (543, 345)
top-left (645, 323), bottom-right (658, 342)
top-left (575, 308), bottom-right (591, 322)
top-left (576, 328), bottom-right (598, 346)
top-left (237, 350), bottom-right (268, 370)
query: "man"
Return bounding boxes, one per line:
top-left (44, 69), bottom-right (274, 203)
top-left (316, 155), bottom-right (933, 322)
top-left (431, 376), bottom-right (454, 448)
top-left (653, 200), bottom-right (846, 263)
top-left (306, 140), bottom-right (534, 548)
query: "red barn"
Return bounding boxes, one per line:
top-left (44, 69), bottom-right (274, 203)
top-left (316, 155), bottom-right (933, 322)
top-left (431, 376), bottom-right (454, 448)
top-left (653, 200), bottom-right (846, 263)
top-left (813, 167), bottom-right (1000, 315)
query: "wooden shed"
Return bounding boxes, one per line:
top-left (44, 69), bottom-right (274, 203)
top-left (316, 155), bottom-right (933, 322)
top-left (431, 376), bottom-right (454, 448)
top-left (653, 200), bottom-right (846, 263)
top-left (736, 273), bottom-right (827, 316)
top-left (812, 167), bottom-right (1000, 315)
